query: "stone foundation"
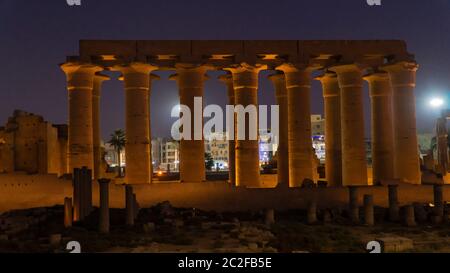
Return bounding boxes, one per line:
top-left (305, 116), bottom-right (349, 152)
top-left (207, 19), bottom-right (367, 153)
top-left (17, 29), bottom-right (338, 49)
top-left (0, 173), bottom-right (448, 213)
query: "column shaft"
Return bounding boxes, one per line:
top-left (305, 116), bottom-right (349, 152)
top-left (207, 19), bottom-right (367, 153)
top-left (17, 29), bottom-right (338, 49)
top-left (330, 64), bottom-right (367, 186)
top-left (226, 65), bottom-right (263, 187)
top-left (268, 72), bottom-right (289, 186)
top-left (382, 62), bottom-right (421, 184)
top-left (364, 72), bottom-right (395, 184)
top-left (171, 66), bottom-right (207, 182)
top-left (219, 74), bottom-right (236, 185)
top-left (317, 72), bottom-right (342, 187)
top-left (92, 74), bottom-right (109, 179)
top-left (98, 179), bottom-right (110, 233)
top-left (119, 63), bottom-right (156, 184)
top-left (64, 197), bottom-right (72, 228)
top-left (61, 63), bottom-right (101, 173)
top-left (278, 65), bottom-right (314, 187)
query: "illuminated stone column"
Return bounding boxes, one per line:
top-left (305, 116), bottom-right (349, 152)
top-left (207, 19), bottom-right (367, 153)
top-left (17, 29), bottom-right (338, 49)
top-left (330, 64), bottom-right (368, 186)
top-left (316, 72), bottom-right (342, 187)
top-left (61, 63), bottom-right (102, 173)
top-left (382, 62), bottom-right (421, 184)
top-left (92, 73), bottom-right (109, 179)
top-left (117, 63), bottom-right (157, 184)
top-left (268, 72), bottom-right (289, 187)
top-left (64, 197), bottom-right (72, 228)
top-left (225, 64), bottom-right (265, 187)
top-left (363, 72), bottom-right (395, 184)
top-left (277, 64), bottom-right (314, 187)
top-left (170, 65), bottom-right (207, 183)
top-left (218, 73), bottom-right (236, 185)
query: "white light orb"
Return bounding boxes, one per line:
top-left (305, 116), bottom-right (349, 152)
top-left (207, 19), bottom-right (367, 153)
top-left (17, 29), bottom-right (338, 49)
top-left (429, 98), bottom-right (444, 108)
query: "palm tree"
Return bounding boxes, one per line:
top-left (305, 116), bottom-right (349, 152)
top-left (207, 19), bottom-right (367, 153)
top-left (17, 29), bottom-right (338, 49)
top-left (205, 152), bottom-right (215, 171)
top-left (108, 129), bottom-right (126, 177)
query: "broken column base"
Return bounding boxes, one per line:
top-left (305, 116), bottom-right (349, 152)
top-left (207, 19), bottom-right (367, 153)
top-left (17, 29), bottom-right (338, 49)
top-left (307, 201), bottom-right (317, 224)
top-left (404, 205), bottom-right (416, 227)
top-left (265, 209), bottom-right (275, 225)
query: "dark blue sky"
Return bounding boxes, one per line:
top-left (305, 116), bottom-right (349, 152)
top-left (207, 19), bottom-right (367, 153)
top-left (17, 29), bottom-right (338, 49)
top-left (0, 0), bottom-right (449, 139)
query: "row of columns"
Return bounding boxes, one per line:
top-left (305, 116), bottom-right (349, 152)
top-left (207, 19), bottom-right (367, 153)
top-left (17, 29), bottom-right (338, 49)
top-left (323, 62), bottom-right (420, 185)
top-left (62, 60), bottom-right (421, 187)
top-left (264, 62), bottom-right (420, 187)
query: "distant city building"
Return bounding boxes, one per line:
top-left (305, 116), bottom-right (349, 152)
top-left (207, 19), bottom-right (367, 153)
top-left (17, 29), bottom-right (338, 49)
top-left (311, 114), bottom-right (325, 163)
top-left (312, 135), bottom-right (325, 163)
top-left (259, 129), bottom-right (278, 164)
top-left (160, 139), bottom-right (180, 172)
top-left (365, 138), bottom-right (372, 165)
top-left (0, 110), bottom-right (67, 176)
top-left (205, 132), bottom-right (229, 170)
top-left (151, 137), bottom-right (163, 168)
top-left (311, 114), bottom-right (325, 136)
top-left (102, 114), bottom-right (334, 171)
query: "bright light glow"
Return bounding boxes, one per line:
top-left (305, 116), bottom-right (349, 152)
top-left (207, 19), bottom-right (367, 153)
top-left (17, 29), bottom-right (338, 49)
top-left (429, 98), bottom-right (444, 108)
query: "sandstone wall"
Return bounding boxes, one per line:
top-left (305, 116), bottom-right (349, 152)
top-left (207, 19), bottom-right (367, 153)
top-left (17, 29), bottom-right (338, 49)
top-left (0, 174), bottom-right (448, 214)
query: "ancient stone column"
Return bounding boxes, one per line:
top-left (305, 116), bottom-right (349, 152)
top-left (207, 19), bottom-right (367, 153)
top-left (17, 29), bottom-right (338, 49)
top-left (348, 186), bottom-right (359, 224)
top-left (329, 64), bottom-right (368, 186)
top-left (218, 73), bottom-right (236, 185)
top-left (381, 61), bottom-right (421, 184)
top-left (98, 178), bottom-right (110, 233)
top-left (61, 63), bottom-right (102, 173)
top-left (307, 200), bottom-right (317, 224)
top-left (92, 73), bottom-right (109, 179)
top-left (133, 193), bottom-right (139, 219)
top-left (388, 184), bottom-right (400, 222)
top-left (117, 63), bottom-right (157, 184)
top-left (433, 184), bottom-right (444, 218)
top-left (64, 197), bottom-right (73, 228)
top-left (84, 167), bottom-right (93, 216)
top-left (363, 194), bottom-right (374, 226)
top-left (170, 65), bottom-right (207, 183)
top-left (436, 117), bottom-right (449, 174)
top-left (125, 185), bottom-right (134, 226)
top-left (363, 72), bottom-right (395, 185)
top-left (265, 209), bottom-right (275, 225)
top-left (316, 72), bottom-right (342, 187)
top-left (277, 64), bottom-right (314, 187)
top-left (72, 168), bottom-right (82, 221)
top-left (404, 205), bottom-right (416, 227)
top-left (225, 64), bottom-right (265, 187)
top-left (268, 72), bottom-right (289, 187)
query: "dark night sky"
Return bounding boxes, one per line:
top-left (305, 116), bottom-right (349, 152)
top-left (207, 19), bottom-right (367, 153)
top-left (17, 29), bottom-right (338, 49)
top-left (0, 0), bottom-right (449, 140)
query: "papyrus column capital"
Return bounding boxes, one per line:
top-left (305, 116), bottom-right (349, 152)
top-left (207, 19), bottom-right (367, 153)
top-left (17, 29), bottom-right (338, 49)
top-left (60, 62), bottom-right (103, 89)
top-left (329, 63), bottom-right (364, 88)
top-left (224, 63), bottom-right (266, 89)
top-left (381, 61), bottom-right (418, 87)
top-left (315, 72), bottom-right (339, 98)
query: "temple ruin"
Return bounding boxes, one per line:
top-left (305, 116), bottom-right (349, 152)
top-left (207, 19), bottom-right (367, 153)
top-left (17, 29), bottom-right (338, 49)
top-left (60, 40), bottom-right (421, 187)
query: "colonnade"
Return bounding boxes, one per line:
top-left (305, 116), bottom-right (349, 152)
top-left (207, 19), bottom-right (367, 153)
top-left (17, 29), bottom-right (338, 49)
top-left (61, 59), bottom-right (421, 187)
